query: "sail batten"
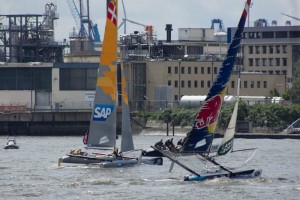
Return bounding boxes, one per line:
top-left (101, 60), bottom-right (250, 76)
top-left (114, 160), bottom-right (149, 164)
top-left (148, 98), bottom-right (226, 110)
top-left (180, 0), bottom-right (251, 153)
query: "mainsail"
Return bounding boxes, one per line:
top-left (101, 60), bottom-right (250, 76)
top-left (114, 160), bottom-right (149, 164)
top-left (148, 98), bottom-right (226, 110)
top-left (87, 0), bottom-right (118, 148)
top-left (180, 0), bottom-right (251, 153)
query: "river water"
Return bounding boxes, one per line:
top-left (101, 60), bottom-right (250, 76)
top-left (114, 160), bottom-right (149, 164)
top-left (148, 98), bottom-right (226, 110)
top-left (1, 131), bottom-right (300, 200)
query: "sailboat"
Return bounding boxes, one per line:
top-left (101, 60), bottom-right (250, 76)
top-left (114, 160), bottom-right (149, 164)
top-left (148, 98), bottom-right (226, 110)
top-left (59, 0), bottom-right (162, 167)
top-left (151, 0), bottom-right (262, 181)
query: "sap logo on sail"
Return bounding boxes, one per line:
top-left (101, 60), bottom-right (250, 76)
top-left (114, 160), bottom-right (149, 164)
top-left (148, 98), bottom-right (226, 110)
top-left (93, 104), bottom-right (114, 121)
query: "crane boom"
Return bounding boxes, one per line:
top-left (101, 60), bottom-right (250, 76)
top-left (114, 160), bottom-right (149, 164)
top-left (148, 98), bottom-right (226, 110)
top-left (281, 13), bottom-right (300, 21)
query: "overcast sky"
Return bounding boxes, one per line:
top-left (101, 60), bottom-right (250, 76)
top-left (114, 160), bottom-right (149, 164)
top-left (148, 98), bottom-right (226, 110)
top-left (0, 0), bottom-right (299, 41)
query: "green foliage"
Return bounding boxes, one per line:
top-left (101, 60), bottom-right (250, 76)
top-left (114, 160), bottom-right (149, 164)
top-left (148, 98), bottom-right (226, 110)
top-left (141, 103), bottom-right (300, 130)
top-left (289, 78), bottom-right (300, 104)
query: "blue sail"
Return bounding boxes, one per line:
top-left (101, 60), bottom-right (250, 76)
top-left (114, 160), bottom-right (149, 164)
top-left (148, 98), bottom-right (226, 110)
top-left (180, 0), bottom-right (251, 153)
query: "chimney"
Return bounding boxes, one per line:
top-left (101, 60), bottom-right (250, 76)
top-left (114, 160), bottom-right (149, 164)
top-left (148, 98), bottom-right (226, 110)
top-left (165, 24), bottom-right (173, 42)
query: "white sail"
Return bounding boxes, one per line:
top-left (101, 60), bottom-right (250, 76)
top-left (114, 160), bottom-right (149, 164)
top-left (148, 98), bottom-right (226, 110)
top-left (217, 74), bottom-right (241, 156)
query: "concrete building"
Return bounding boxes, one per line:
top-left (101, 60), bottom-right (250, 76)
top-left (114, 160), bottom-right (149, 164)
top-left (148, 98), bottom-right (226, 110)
top-left (228, 21), bottom-right (300, 86)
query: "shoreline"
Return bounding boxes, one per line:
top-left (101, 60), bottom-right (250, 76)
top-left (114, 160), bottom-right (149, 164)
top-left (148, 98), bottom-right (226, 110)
top-left (136, 126), bottom-right (300, 139)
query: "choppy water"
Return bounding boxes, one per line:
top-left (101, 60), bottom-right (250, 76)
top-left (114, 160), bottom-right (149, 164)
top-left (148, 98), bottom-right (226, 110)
top-left (1, 132), bottom-right (300, 200)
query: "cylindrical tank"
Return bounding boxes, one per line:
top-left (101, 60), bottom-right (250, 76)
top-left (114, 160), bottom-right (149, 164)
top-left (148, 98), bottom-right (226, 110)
top-left (180, 95), bottom-right (236, 108)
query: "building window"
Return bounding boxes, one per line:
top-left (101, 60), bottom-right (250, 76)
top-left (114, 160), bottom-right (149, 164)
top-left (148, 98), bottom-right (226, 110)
top-left (188, 80), bottom-right (191, 88)
top-left (257, 81), bottom-right (261, 88)
top-left (194, 67), bottom-right (198, 74)
top-left (201, 67), bottom-right (204, 74)
top-left (174, 67), bottom-right (178, 74)
top-left (207, 67), bottom-right (211, 74)
top-left (290, 31), bottom-right (300, 38)
top-left (181, 66), bottom-right (185, 74)
top-left (168, 66), bottom-right (171, 74)
top-left (188, 67), bottom-right (191, 74)
top-left (282, 58), bottom-right (287, 66)
top-left (207, 81), bottom-right (211, 88)
top-left (201, 80), bottom-right (204, 88)
top-left (249, 46), bottom-right (253, 54)
top-left (194, 80), bottom-right (198, 88)
top-left (244, 81), bottom-right (248, 88)
top-left (263, 81), bottom-right (267, 88)
top-left (214, 67), bottom-right (217, 74)
top-left (174, 80), bottom-right (178, 88)
top-left (174, 95), bottom-right (178, 101)
top-left (249, 58), bottom-right (253, 67)
top-left (262, 31), bottom-right (274, 38)
top-left (262, 58), bottom-right (267, 66)
top-left (255, 58), bottom-right (260, 66)
top-left (262, 46), bottom-right (267, 54)
top-left (60, 68), bottom-right (95, 90)
top-left (231, 81), bottom-right (235, 88)
top-left (255, 46), bottom-right (260, 54)
top-left (276, 45), bottom-right (280, 54)
top-left (276, 58), bottom-right (280, 66)
top-left (269, 46), bottom-right (273, 54)
top-left (168, 80), bottom-right (171, 86)
top-left (275, 31), bottom-right (288, 38)
top-left (250, 81), bottom-right (254, 88)
top-left (282, 45), bottom-right (287, 53)
top-left (181, 80), bottom-right (185, 88)
top-left (269, 58), bottom-right (273, 66)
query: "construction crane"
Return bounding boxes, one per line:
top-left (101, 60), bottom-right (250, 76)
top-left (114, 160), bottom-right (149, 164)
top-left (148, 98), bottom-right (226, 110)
top-left (66, 0), bottom-right (100, 48)
top-left (118, 0), bottom-right (146, 34)
top-left (281, 13), bottom-right (300, 21)
top-left (211, 19), bottom-right (225, 32)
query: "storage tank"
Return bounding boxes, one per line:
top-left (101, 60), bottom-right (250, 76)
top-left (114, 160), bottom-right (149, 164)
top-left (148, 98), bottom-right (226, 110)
top-left (180, 95), bottom-right (236, 108)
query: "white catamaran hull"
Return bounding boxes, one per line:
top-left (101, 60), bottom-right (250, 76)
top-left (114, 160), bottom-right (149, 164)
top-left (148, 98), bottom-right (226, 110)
top-left (184, 168), bottom-right (262, 181)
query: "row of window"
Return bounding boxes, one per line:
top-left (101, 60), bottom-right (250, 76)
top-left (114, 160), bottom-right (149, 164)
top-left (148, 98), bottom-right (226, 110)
top-left (243, 31), bottom-right (300, 39)
top-left (248, 70), bottom-right (287, 75)
top-left (167, 79), bottom-right (268, 89)
top-left (167, 66), bottom-right (218, 75)
top-left (248, 58), bottom-right (287, 67)
top-left (0, 68), bottom-right (52, 90)
top-left (248, 45), bottom-right (287, 54)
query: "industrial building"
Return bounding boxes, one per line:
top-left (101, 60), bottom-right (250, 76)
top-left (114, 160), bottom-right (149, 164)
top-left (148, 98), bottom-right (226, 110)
top-left (0, 2), bottom-right (298, 135)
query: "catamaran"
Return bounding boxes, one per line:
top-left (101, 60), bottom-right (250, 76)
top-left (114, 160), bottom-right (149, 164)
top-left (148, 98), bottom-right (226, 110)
top-left (151, 0), bottom-right (262, 181)
top-left (59, 0), bottom-right (162, 167)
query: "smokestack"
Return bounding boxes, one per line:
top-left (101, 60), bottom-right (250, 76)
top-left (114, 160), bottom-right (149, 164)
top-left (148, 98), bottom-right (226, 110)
top-left (165, 24), bottom-right (173, 42)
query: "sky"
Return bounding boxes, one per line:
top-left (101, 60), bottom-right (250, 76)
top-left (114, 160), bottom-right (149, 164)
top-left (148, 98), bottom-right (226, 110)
top-left (0, 0), bottom-right (299, 42)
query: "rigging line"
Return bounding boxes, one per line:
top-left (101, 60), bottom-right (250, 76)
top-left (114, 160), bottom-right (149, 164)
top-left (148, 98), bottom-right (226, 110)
top-left (199, 153), bottom-right (234, 174)
top-left (151, 146), bottom-right (200, 177)
top-left (231, 148), bottom-right (258, 153)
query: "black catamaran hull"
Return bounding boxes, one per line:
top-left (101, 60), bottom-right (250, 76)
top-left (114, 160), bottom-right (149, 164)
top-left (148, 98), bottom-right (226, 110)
top-left (3, 144), bottom-right (19, 149)
top-left (184, 169), bottom-right (262, 181)
top-left (98, 157), bottom-right (163, 168)
top-left (59, 154), bottom-right (163, 166)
